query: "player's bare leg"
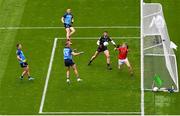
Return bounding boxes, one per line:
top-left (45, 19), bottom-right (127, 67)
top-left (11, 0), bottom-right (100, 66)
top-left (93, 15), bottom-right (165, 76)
top-left (20, 68), bottom-right (27, 80)
top-left (66, 28), bottom-right (71, 43)
top-left (25, 66), bottom-right (29, 76)
top-left (66, 67), bottom-right (70, 83)
top-left (125, 59), bottom-right (133, 75)
top-left (72, 64), bottom-right (82, 82)
top-left (25, 66), bottom-right (34, 80)
top-left (104, 50), bottom-right (112, 70)
top-left (118, 60), bottom-right (122, 69)
top-left (118, 63), bottom-right (121, 69)
top-left (69, 27), bottom-right (75, 36)
top-left (20, 66), bottom-right (33, 80)
top-left (88, 51), bottom-right (99, 65)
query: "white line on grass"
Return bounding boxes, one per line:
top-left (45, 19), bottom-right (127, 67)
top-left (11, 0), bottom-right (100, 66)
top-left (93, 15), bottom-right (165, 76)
top-left (40, 112), bottom-right (141, 115)
top-left (0, 26), bottom-right (140, 30)
top-left (39, 37), bottom-right (141, 115)
top-left (39, 38), bottom-right (58, 113)
top-left (57, 36), bottom-right (140, 40)
top-left (141, 0), bottom-right (145, 115)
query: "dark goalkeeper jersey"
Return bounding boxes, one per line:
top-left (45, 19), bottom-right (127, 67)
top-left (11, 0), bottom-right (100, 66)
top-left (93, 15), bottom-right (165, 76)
top-left (99, 36), bottom-right (112, 46)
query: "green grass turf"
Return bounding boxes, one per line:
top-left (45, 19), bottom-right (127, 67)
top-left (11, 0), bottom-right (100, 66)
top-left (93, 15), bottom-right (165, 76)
top-left (144, 0), bottom-right (180, 115)
top-left (0, 0), bottom-right (140, 114)
top-left (43, 39), bottom-right (140, 113)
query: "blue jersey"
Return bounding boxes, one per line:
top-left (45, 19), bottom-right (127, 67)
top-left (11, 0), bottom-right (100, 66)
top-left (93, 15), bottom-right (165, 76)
top-left (63, 13), bottom-right (73, 25)
top-left (16, 49), bottom-right (26, 63)
top-left (63, 47), bottom-right (72, 60)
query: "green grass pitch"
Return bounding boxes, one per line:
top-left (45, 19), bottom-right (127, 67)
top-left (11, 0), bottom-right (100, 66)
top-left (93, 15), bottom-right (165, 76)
top-left (42, 38), bottom-right (140, 114)
top-left (0, 0), bottom-right (140, 114)
top-left (0, 0), bottom-right (180, 115)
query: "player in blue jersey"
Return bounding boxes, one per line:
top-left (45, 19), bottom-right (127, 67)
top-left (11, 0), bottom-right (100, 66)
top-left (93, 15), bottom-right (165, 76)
top-left (16, 44), bottom-right (34, 80)
top-left (63, 41), bottom-right (84, 83)
top-left (61, 9), bottom-right (75, 43)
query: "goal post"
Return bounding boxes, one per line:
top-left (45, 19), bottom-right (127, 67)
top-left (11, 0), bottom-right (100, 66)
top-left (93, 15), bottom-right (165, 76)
top-left (142, 3), bottom-right (179, 92)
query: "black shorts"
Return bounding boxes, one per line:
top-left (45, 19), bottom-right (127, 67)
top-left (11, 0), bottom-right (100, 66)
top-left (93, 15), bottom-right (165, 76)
top-left (97, 46), bottom-right (108, 52)
top-left (64, 23), bottom-right (72, 28)
top-left (20, 62), bottom-right (28, 68)
top-left (64, 59), bottom-right (75, 67)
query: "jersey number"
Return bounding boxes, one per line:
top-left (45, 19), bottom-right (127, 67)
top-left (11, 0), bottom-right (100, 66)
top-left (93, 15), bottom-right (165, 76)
top-left (64, 51), bottom-right (69, 56)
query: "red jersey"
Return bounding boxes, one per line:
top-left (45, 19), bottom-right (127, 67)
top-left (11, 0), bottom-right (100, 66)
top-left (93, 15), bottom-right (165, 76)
top-left (118, 47), bottom-right (128, 59)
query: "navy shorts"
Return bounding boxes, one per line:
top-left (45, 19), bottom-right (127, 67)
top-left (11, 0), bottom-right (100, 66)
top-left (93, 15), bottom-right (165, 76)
top-left (97, 46), bottom-right (108, 52)
top-left (64, 23), bottom-right (72, 28)
top-left (64, 59), bottom-right (75, 67)
top-left (20, 62), bottom-right (28, 68)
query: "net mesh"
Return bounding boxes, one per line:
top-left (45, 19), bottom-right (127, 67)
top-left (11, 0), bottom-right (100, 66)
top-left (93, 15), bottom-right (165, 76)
top-left (143, 3), bottom-right (179, 91)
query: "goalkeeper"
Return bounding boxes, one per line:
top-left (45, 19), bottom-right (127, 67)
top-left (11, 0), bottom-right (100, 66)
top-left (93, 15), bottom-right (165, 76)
top-left (88, 31), bottom-right (116, 70)
top-left (16, 44), bottom-right (34, 80)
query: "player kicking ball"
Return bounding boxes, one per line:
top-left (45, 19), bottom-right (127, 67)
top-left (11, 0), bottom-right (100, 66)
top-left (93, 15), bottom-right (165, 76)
top-left (16, 44), bottom-right (34, 80)
top-left (88, 31), bottom-right (116, 70)
top-left (61, 9), bottom-right (75, 44)
top-left (63, 41), bottom-right (84, 83)
top-left (114, 43), bottom-right (133, 75)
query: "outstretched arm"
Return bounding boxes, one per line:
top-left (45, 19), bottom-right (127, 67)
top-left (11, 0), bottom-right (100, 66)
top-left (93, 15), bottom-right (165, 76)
top-left (71, 18), bottom-right (74, 24)
top-left (110, 38), bottom-right (116, 47)
top-left (114, 44), bottom-right (120, 51)
top-left (114, 47), bottom-right (117, 51)
top-left (72, 51), bottom-right (84, 56)
top-left (97, 40), bottom-right (100, 46)
top-left (61, 17), bottom-right (64, 23)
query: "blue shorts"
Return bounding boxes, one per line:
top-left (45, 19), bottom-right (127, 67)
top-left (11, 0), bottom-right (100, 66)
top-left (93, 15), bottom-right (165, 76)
top-left (64, 59), bottom-right (75, 67)
top-left (64, 23), bottom-right (72, 28)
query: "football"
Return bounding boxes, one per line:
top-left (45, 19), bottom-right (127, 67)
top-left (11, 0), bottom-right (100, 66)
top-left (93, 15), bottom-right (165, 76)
top-left (153, 87), bottom-right (159, 92)
top-left (103, 41), bottom-right (109, 46)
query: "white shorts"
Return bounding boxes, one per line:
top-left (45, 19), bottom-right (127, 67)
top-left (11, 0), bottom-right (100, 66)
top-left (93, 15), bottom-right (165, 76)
top-left (118, 58), bottom-right (128, 65)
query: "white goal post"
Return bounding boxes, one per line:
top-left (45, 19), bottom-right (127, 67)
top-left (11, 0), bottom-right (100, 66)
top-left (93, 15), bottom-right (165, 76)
top-left (142, 3), bottom-right (179, 92)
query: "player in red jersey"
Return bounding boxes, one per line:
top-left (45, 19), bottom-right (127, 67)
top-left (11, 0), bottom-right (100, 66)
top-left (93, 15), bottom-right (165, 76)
top-left (114, 43), bottom-right (133, 75)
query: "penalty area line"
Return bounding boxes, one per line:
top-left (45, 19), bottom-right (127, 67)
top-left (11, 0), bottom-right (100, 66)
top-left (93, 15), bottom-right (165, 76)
top-left (38, 37), bottom-right (141, 114)
top-left (39, 38), bottom-right (58, 113)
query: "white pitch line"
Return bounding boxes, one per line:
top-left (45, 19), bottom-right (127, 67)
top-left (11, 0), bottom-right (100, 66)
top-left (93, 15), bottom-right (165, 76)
top-left (40, 111), bottom-right (141, 115)
top-left (141, 0), bottom-right (145, 116)
top-left (57, 36), bottom-right (140, 40)
top-left (39, 37), bottom-right (140, 114)
top-left (0, 26), bottom-right (140, 30)
top-left (39, 38), bottom-right (58, 113)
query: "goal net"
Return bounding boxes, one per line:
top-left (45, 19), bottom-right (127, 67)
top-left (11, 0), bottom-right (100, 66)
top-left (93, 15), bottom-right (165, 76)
top-left (143, 3), bottom-right (179, 92)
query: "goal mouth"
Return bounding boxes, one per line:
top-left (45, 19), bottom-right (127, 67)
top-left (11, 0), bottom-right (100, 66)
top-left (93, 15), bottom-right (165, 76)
top-left (143, 35), bottom-right (178, 92)
top-left (142, 3), bottom-right (179, 92)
